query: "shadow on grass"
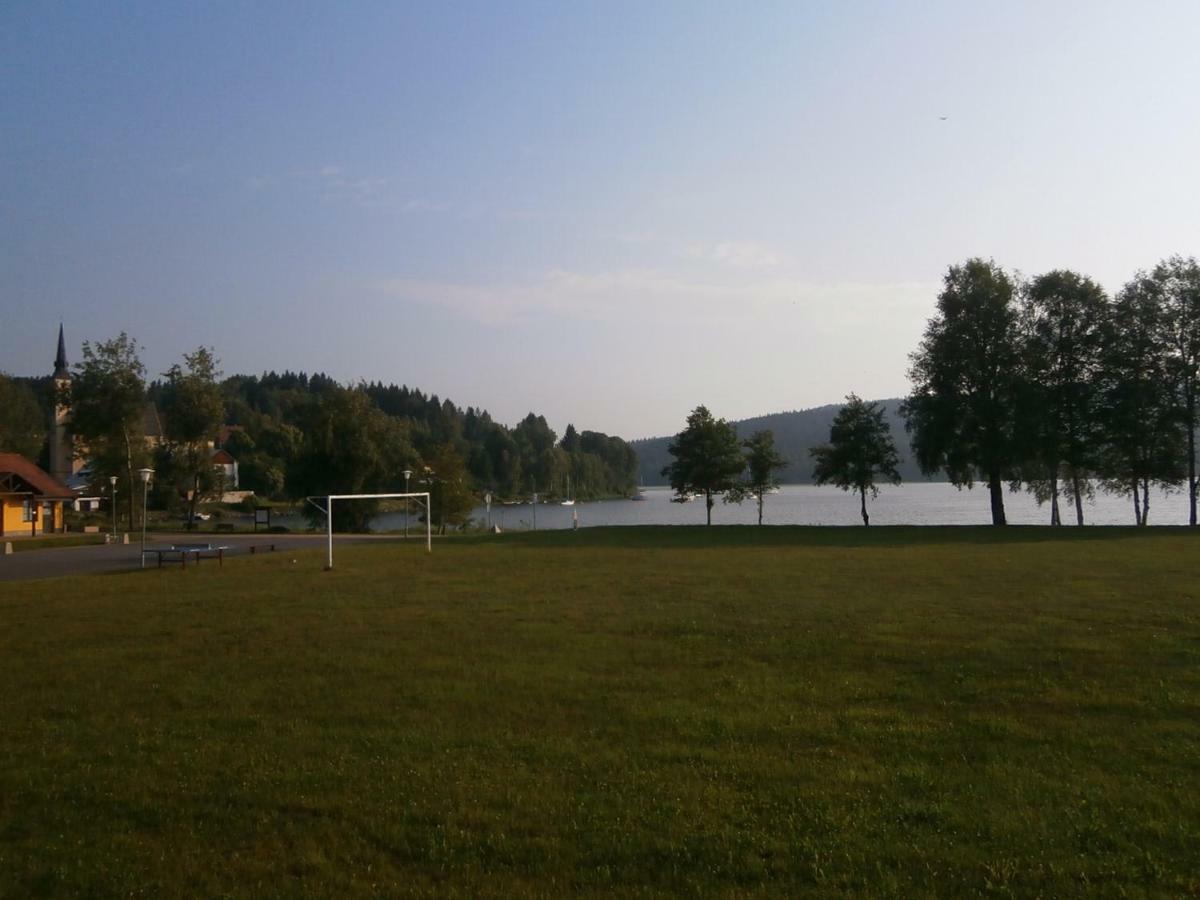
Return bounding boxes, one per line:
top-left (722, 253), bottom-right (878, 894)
top-left (462, 524), bottom-right (1199, 550)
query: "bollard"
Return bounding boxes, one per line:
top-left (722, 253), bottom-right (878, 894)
top-left (3, 542), bottom-right (12, 555)
top-left (122, 533), bottom-right (130, 545)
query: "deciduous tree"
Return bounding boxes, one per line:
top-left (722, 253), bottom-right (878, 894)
top-left (662, 406), bottom-right (744, 525)
top-left (423, 442), bottom-right (476, 534)
top-left (0, 374), bottom-right (45, 460)
top-left (1015, 271), bottom-right (1109, 525)
top-left (1151, 255), bottom-right (1200, 525)
top-left (729, 430), bottom-right (788, 525)
top-left (903, 259), bottom-right (1021, 525)
top-left (160, 348), bottom-right (225, 527)
top-left (1097, 275), bottom-right (1185, 525)
top-left (65, 334), bottom-right (149, 528)
top-left (811, 395), bottom-right (901, 526)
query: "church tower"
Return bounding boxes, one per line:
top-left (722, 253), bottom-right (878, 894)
top-left (49, 324), bottom-right (74, 483)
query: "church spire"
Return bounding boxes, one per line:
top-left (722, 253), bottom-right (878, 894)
top-left (53, 323), bottom-right (69, 379)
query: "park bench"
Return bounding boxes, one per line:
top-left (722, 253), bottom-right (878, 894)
top-left (214, 522), bottom-right (236, 533)
top-left (141, 543), bottom-right (228, 569)
top-left (249, 543), bottom-right (276, 554)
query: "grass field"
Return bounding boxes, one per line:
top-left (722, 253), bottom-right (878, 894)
top-left (1, 527), bottom-right (1198, 897)
top-left (7, 533), bottom-right (108, 553)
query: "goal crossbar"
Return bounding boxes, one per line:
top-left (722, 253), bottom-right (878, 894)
top-left (314, 492), bottom-right (432, 569)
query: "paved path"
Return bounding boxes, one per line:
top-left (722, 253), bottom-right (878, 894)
top-left (0, 532), bottom-right (406, 584)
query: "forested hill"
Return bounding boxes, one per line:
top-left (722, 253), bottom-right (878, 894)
top-left (631, 399), bottom-right (936, 486)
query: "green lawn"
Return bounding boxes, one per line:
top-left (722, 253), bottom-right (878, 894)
top-left (1, 527), bottom-right (1198, 897)
top-left (7, 533), bottom-right (108, 552)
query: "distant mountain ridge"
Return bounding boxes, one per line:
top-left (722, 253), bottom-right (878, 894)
top-left (631, 399), bottom-right (938, 486)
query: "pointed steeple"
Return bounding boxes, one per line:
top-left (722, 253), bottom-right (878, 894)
top-left (53, 324), bottom-right (69, 379)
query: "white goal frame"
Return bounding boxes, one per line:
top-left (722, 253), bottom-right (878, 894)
top-left (316, 492), bottom-right (432, 569)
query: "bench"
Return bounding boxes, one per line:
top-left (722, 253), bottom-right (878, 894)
top-left (141, 543), bottom-right (229, 569)
top-left (215, 522), bottom-right (236, 533)
top-left (249, 544), bottom-right (276, 554)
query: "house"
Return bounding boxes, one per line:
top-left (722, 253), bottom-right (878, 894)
top-left (0, 453), bottom-right (73, 537)
top-left (211, 448), bottom-right (239, 490)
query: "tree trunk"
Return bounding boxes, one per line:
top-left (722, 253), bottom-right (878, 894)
top-left (1189, 388), bottom-right (1197, 526)
top-left (1072, 472), bottom-right (1084, 526)
top-left (123, 425), bottom-right (135, 532)
top-left (1141, 476), bottom-right (1151, 526)
top-left (705, 490), bottom-right (713, 526)
top-left (860, 486), bottom-right (869, 526)
top-left (757, 493), bottom-right (763, 526)
top-left (988, 469), bottom-right (1007, 526)
top-left (1132, 479), bottom-right (1142, 526)
top-left (1049, 465), bottom-right (1061, 526)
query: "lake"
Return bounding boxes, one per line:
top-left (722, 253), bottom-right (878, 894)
top-left (369, 482), bottom-right (1191, 531)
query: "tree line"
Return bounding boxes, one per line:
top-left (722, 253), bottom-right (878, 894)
top-left (663, 255), bottom-right (1200, 527)
top-left (0, 339), bottom-right (638, 532)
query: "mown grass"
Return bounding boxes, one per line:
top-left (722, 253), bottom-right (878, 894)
top-left (7, 533), bottom-right (108, 553)
top-left (1, 526), bottom-right (1198, 897)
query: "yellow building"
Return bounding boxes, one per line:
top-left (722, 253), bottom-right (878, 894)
top-left (0, 453), bottom-right (72, 537)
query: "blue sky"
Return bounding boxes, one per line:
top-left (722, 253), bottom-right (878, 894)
top-left (3, 1), bottom-right (1198, 438)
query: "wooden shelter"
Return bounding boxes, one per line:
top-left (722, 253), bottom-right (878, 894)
top-left (0, 453), bottom-right (74, 537)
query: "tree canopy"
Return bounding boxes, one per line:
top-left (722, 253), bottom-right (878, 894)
top-left (663, 406), bottom-right (744, 525)
top-left (0, 374), bottom-right (45, 460)
top-left (811, 394), bottom-right (901, 526)
top-left (733, 430), bottom-right (788, 526)
top-left (903, 259), bottom-right (1021, 525)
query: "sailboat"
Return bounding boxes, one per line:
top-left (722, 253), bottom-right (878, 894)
top-left (560, 474), bottom-right (575, 506)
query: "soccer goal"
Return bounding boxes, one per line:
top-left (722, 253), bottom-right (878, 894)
top-left (312, 492), bottom-right (432, 570)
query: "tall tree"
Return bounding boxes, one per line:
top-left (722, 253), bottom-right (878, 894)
top-left (423, 442), bottom-right (476, 534)
top-left (1152, 256), bottom-right (1200, 525)
top-left (1016, 271), bottom-right (1109, 525)
top-left (160, 348), bottom-right (225, 528)
top-left (65, 333), bottom-right (149, 529)
top-left (903, 259), bottom-right (1021, 525)
top-left (1097, 275), bottom-right (1185, 525)
top-left (290, 387), bottom-right (418, 531)
top-left (731, 430), bottom-right (788, 526)
top-left (662, 405), bottom-right (744, 525)
top-left (0, 374), bottom-right (46, 459)
top-left (811, 394), bottom-right (901, 526)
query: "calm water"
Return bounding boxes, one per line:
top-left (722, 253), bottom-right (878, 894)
top-left (369, 482), bottom-right (1190, 531)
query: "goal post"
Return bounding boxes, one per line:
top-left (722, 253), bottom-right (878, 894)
top-left (317, 492), bottom-right (432, 570)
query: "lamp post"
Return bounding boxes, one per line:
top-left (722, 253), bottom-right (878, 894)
top-left (403, 468), bottom-right (412, 538)
top-left (138, 468), bottom-right (154, 568)
top-left (109, 475), bottom-right (119, 540)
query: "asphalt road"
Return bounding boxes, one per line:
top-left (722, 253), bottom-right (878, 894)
top-left (0, 532), bottom-right (401, 584)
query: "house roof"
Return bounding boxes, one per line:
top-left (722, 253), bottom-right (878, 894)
top-left (211, 449), bottom-right (236, 465)
top-left (0, 453), bottom-right (75, 500)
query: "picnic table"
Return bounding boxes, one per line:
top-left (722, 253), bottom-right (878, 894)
top-left (141, 543), bottom-right (229, 568)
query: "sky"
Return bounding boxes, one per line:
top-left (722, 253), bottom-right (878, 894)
top-left (3, 1), bottom-right (1199, 440)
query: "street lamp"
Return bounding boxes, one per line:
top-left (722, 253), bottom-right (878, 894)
top-left (403, 469), bottom-right (412, 539)
top-left (138, 468), bottom-right (154, 568)
top-left (109, 475), bottom-right (118, 540)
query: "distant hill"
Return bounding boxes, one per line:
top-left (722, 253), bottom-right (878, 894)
top-left (631, 399), bottom-right (940, 486)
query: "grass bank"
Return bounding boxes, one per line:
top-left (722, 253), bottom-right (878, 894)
top-left (1, 527), bottom-right (1197, 896)
top-left (6, 533), bottom-right (108, 553)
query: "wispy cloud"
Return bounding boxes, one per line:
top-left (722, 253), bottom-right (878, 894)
top-left (374, 268), bottom-right (936, 328)
top-left (709, 241), bottom-right (783, 268)
top-left (245, 165), bottom-right (453, 214)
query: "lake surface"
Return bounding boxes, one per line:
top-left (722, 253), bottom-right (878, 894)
top-left (369, 482), bottom-right (1191, 531)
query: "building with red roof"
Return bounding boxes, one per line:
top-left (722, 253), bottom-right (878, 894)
top-left (0, 453), bottom-right (74, 536)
